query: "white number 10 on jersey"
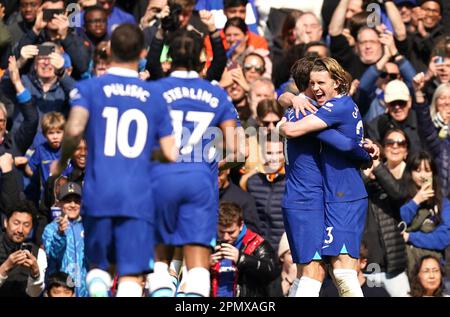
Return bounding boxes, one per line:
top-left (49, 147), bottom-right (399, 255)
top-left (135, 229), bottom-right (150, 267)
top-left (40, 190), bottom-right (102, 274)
top-left (102, 107), bottom-right (148, 158)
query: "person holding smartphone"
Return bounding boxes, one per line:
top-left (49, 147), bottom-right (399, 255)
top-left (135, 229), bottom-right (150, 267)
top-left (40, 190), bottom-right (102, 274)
top-left (210, 202), bottom-right (279, 297)
top-left (400, 151), bottom-right (450, 278)
top-left (0, 199), bottom-right (47, 297)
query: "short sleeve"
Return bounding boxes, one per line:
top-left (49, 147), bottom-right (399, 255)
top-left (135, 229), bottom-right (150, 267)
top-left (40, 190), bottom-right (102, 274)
top-left (69, 81), bottom-right (91, 112)
top-left (314, 99), bottom-right (346, 127)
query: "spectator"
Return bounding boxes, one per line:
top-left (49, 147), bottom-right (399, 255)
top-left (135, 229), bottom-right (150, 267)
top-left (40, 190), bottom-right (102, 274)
top-left (45, 271), bottom-right (75, 297)
top-left (196, 0), bottom-right (260, 34)
top-left (244, 134), bottom-right (285, 252)
top-left (366, 79), bottom-right (425, 155)
top-left (293, 12), bottom-right (323, 45)
top-left (139, 0), bottom-right (167, 30)
top-left (320, 241), bottom-right (391, 297)
top-left (218, 167), bottom-right (261, 234)
top-left (80, 6), bottom-right (109, 61)
top-left (409, 254), bottom-right (447, 296)
top-left (328, 0), bottom-right (407, 80)
top-left (96, 0), bottom-right (136, 35)
top-left (248, 78), bottom-right (276, 125)
top-left (6, 0), bottom-right (41, 45)
top-left (3, 43), bottom-right (75, 146)
top-left (210, 202), bottom-right (279, 297)
top-left (13, 0), bottom-right (90, 80)
top-left (25, 111), bottom-right (65, 185)
top-left (363, 128), bottom-right (411, 297)
top-left (242, 52), bottom-right (266, 83)
top-left (357, 29), bottom-right (416, 121)
top-left (42, 182), bottom-right (87, 297)
top-left (277, 232), bottom-right (296, 296)
top-left (0, 56), bottom-right (38, 193)
top-left (0, 4), bottom-right (11, 60)
top-left (422, 43), bottom-right (450, 103)
top-left (394, 0), bottom-right (418, 33)
top-left (413, 73), bottom-right (450, 197)
top-left (0, 199), bottom-right (47, 297)
top-left (400, 151), bottom-right (450, 277)
top-left (407, 0), bottom-right (445, 73)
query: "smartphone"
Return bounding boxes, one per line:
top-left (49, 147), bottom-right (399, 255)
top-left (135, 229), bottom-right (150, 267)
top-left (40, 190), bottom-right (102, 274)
top-left (227, 61), bottom-right (239, 71)
top-left (422, 175), bottom-right (433, 186)
top-left (20, 243), bottom-right (33, 253)
top-left (38, 45), bottom-right (55, 56)
top-left (43, 8), bottom-right (65, 22)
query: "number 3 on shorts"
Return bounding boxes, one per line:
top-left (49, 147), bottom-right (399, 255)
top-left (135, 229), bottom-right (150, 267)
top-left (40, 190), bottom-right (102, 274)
top-left (324, 226), bottom-right (334, 244)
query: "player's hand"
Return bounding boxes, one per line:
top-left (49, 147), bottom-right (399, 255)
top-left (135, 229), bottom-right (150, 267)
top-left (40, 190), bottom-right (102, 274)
top-left (292, 95), bottom-right (317, 118)
top-left (413, 182), bottom-right (434, 205)
top-left (219, 243), bottom-right (239, 263)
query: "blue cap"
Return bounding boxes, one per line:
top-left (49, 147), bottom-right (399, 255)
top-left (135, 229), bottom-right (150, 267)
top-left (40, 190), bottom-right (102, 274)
top-left (394, 0), bottom-right (417, 6)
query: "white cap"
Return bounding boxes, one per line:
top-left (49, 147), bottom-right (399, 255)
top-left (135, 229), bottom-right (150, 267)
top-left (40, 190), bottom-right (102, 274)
top-left (384, 80), bottom-right (410, 104)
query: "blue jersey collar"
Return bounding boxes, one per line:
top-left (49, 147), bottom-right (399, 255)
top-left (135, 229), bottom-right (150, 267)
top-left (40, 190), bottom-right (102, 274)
top-left (107, 67), bottom-right (139, 78)
top-left (170, 70), bottom-right (199, 79)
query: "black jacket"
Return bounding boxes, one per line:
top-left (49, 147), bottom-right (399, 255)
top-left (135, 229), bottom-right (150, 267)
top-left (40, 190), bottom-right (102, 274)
top-left (219, 182), bottom-right (262, 235)
top-left (0, 233), bottom-right (39, 297)
top-left (364, 164), bottom-right (409, 274)
top-left (246, 173), bottom-right (286, 252)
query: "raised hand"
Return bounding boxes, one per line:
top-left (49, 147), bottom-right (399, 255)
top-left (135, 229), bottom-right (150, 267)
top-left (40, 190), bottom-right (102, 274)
top-left (199, 10), bottom-right (216, 33)
top-left (20, 45), bottom-right (39, 61)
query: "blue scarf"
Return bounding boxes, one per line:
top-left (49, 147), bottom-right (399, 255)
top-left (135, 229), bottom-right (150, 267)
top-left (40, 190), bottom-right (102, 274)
top-left (217, 225), bottom-right (247, 297)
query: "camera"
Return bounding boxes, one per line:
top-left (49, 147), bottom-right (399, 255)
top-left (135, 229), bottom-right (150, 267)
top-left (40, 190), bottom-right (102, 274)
top-left (161, 0), bottom-right (182, 32)
top-left (20, 243), bottom-right (33, 253)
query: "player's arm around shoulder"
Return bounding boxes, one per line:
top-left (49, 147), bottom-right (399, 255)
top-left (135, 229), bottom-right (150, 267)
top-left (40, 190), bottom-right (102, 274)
top-left (277, 114), bottom-right (328, 138)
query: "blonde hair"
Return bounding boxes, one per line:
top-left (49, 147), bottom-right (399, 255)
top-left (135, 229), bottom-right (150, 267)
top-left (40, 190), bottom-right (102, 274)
top-left (41, 111), bottom-right (65, 135)
top-left (430, 83), bottom-right (450, 119)
top-left (311, 57), bottom-right (351, 95)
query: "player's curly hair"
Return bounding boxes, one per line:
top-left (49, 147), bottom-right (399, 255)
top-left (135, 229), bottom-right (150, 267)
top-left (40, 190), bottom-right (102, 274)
top-left (311, 57), bottom-right (351, 95)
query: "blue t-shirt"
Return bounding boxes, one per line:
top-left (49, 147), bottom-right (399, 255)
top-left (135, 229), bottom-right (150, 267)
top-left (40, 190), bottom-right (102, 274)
top-left (153, 71), bottom-right (238, 176)
top-left (314, 95), bottom-right (368, 202)
top-left (69, 67), bottom-right (173, 220)
top-left (28, 142), bottom-right (61, 184)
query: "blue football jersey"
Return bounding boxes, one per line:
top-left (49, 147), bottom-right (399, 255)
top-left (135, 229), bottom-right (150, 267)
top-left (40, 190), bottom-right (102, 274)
top-left (282, 108), bottom-right (323, 209)
top-left (314, 95), bottom-right (367, 202)
top-left (69, 67), bottom-right (173, 220)
top-left (153, 71), bottom-right (238, 175)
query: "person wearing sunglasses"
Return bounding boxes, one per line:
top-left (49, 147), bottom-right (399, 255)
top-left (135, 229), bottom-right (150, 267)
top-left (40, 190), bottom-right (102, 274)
top-left (242, 52), bottom-right (265, 83)
top-left (367, 79), bottom-right (425, 156)
top-left (362, 128), bottom-right (411, 296)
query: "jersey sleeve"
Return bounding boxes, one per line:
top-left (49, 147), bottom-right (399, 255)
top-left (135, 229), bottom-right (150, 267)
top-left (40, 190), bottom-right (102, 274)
top-left (69, 80), bottom-right (91, 112)
top-left (28, 147), bottom-right (41, 173)
top-left (313, 99), bottom-right (346, 127)
top-left (314, 129), bottom-right (371, 163)
top-left (216, 90), bottom-right (239, 125)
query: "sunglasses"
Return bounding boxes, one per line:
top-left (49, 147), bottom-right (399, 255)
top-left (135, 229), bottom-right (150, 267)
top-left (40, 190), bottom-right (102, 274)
top-left (244, 64), bottom-right (264, 73)
top-left (384, 139), bottom-right (407, 148)
top-left (380, 72), bottom-right (400, 81)
top-left (388, 100), bottom-right (408, 108)
top-left (261, 120), bottom-right (279, 127)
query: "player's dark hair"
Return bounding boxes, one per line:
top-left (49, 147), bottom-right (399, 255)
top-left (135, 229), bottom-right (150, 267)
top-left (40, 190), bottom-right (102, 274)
top-left (223, 17), bottom-right (248, 35)
top-left (290, 56), bottom-right (317, 92)
top-left (224, 0), bottom-right (248, 9)
top-left (219, 202), bottom-right (244, 226)
top-left (168, 29), bottom-right (203, 72)
top-left (110, 24), bottom-right (144, 63)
